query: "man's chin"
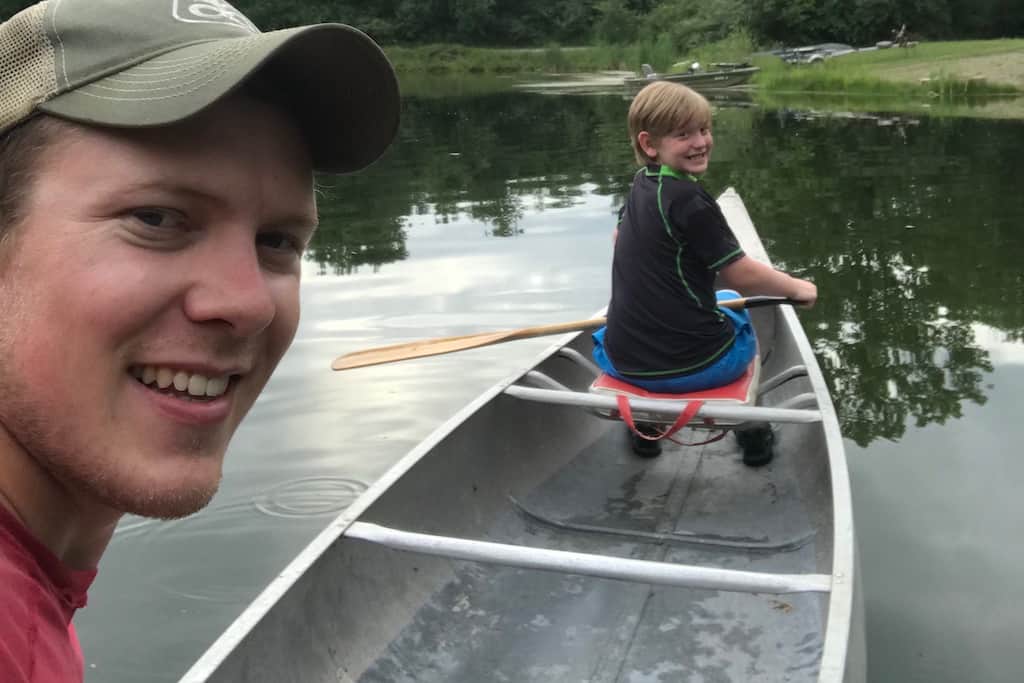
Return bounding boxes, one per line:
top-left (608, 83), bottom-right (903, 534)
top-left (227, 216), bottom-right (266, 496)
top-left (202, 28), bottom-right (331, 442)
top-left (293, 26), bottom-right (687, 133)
top-left (102, 477), bottom-right (222, 520)
top-left (127, 488), bottom-right (219, 519)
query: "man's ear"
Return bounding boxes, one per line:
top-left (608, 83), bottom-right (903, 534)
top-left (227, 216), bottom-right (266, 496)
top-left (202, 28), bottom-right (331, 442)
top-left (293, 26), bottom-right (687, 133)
top-left (637, 131), bottom-right (658, 160)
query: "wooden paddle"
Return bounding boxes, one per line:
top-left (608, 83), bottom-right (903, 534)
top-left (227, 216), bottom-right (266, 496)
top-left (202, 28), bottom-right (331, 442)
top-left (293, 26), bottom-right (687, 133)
top-left (332, 296), bottom-right (800, 371)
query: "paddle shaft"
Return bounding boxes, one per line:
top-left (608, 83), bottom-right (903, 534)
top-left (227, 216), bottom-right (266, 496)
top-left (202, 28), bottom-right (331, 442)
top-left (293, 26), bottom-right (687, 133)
top-left (332, 296), bottom-right (800, 371)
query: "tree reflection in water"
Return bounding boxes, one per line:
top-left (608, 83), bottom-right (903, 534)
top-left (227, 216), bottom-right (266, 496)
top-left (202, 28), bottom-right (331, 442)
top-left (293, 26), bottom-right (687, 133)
top-left (307, 90), bottom-right (1024, 446)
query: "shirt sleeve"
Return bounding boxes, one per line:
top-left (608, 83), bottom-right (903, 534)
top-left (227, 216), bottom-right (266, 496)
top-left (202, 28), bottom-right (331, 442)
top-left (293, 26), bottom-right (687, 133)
top-left (668, 191), bottom-right (744, 271)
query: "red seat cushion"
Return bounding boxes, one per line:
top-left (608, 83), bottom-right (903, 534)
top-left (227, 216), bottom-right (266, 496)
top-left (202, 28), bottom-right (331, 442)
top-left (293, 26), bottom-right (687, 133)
top-left (590, 356), bottom-right (758, 403)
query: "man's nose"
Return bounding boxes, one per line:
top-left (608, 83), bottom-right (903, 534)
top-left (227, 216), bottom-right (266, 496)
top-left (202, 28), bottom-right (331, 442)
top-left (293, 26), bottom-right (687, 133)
top-left (182, 235), bottom-right (277, 337)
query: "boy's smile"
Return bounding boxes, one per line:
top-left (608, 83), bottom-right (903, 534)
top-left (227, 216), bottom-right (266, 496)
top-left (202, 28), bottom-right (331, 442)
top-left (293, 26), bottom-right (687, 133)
top-left (640, 123), bottom-right (714, 176)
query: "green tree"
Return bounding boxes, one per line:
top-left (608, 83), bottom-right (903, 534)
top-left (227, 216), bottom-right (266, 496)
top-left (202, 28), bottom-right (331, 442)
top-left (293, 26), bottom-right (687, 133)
top-left (594, 0), bottom-right (640, 44)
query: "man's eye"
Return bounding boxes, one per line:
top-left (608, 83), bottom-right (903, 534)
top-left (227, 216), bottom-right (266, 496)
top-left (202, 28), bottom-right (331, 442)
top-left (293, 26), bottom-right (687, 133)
top-left (131, 208), bottom-right (185, 229)
top-left (257, 232), bottom-right (303, 253)
top-left (133, 210), bottom-right (164, 226)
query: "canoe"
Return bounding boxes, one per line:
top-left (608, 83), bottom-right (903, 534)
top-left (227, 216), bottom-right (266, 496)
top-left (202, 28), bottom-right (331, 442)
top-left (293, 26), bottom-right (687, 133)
top-left (623, 65), bottom-right (759, 90)
top-left (179, 188), bottom-right (865, 683)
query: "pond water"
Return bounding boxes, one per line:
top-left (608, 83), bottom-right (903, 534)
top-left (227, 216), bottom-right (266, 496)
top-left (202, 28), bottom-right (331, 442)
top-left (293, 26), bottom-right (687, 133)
top-left (77, 85), bottom-right (1024, 682)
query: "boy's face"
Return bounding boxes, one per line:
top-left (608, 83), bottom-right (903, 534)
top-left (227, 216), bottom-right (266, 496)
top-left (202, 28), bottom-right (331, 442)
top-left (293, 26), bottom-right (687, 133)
top-left (0, 95), bottom-right (317, 519)
top-left (640, 121), bottom-right (713, 176)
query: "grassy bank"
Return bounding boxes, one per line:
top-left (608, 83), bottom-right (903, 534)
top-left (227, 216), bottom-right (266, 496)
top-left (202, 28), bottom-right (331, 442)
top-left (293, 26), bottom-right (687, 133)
top-left (385, 32), bottom-right (755, 76)
top-left (386, 38), bottom-right (1024, 106)
top-left (751, 39), bottom-right (1024, 98)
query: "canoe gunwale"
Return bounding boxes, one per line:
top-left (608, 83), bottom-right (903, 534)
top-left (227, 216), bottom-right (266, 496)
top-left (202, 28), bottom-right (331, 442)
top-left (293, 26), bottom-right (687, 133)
top-left (717, 188), bottom-right (862, 682)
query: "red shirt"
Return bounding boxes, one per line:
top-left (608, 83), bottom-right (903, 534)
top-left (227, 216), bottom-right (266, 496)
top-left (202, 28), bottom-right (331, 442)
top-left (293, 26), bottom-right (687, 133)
top-left (0, 504), bottom-right (96, 682)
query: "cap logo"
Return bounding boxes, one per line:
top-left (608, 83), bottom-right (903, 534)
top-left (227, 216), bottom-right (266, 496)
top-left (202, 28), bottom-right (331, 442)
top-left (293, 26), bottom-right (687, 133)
top-left (171, 1), bottom-right (258, 33)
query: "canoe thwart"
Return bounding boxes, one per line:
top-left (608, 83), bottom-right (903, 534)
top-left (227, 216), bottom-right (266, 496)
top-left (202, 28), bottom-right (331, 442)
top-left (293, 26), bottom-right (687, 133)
top-left (503, 385), bottom-right (822, 424)
top-left (346, 521), bottom-right (832, 594)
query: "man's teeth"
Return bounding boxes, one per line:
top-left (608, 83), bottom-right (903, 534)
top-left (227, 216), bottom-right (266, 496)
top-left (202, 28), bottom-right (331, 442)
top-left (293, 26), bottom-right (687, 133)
top-left (133, 366), bottom-right (231, 397)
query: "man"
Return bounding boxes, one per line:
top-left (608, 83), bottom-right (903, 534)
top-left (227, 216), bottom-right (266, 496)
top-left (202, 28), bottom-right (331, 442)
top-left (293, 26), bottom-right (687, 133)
top-left (0, 0), bottom-right (399, 680)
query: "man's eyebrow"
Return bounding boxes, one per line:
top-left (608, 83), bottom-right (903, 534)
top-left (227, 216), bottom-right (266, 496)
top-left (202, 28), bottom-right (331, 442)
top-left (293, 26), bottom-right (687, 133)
top-left (274, 214), bottom-right (320, 240)
top-left (117, 180), bottom-right (319, 228)
top-left (117, 180), bottom-right (224, 202)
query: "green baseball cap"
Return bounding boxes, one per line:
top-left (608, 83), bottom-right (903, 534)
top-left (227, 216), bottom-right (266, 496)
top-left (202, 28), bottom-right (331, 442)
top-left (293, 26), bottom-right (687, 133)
top-left (0, 0), bottom-right (400, 173)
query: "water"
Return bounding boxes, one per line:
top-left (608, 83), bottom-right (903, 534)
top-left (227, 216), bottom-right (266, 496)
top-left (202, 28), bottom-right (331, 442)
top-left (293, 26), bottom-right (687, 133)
top-left (77, 86), bottom-right (1024, 682)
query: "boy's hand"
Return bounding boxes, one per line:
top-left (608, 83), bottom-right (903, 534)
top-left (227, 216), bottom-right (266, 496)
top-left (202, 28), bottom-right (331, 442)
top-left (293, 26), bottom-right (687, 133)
top-left (791, 278), bottom-right (817, 308)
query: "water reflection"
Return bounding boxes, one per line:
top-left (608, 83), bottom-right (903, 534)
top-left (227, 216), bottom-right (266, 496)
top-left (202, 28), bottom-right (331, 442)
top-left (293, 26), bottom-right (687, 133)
top-left (307, 92), bottom-right (632, 272)
top-left (77, 86), bottom-right (1024, 683)
top-left (310, 94), bottom-right (1024, 448)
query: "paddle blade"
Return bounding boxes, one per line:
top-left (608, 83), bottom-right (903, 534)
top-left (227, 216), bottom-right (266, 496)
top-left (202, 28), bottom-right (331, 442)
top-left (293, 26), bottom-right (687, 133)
top-left (332, 317), bottom-right (607, 371)
top-left (332, 330), bottom-right (516, 370)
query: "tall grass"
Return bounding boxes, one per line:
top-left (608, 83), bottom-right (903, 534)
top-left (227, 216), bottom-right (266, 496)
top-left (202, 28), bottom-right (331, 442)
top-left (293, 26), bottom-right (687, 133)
top-left (386, 44), bottom-right (630, 75)
top-left (674, 30), bottom-right (757, 72)
top-left (386, 31), bottom-right (756, 76)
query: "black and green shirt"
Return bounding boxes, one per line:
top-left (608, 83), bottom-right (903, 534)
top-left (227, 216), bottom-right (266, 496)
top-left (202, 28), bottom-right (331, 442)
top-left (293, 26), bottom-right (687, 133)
top-left (605, 165), bottom-right (745, 378)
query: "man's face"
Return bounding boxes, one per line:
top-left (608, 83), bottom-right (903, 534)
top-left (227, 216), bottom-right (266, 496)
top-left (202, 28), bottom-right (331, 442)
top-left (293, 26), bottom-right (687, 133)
top-left (0, 96), bottom-right (317, 519)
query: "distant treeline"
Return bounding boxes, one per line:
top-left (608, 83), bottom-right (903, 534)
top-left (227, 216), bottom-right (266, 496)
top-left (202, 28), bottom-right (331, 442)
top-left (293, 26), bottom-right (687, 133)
top-left (0, 1), bottom-right (1021, 51)
top-left (239, 0), bottom-right (1021, 50)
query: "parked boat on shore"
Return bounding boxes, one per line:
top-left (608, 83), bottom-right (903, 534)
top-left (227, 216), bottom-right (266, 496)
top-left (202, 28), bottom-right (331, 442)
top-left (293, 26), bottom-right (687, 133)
top-left (624, 62), bottom-right (759, 90)
top-left (179, 188), bottom-right (864, 683)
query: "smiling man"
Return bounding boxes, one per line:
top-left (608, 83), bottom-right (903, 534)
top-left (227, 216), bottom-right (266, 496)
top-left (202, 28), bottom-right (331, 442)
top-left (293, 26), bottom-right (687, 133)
top-left (0, 0), bottom-right (399, 680)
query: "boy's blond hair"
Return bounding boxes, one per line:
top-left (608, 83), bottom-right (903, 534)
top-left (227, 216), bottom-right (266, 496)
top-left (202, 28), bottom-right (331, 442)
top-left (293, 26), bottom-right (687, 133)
top-left (627, 81), bottom-right (712, 166)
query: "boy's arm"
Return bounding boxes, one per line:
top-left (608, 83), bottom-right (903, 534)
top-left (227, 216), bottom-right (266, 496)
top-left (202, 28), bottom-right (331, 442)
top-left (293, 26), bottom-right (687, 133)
top-left (718, 255), bottom-right (817, 306)
top-left (612, 203), bottom-right (627, 243)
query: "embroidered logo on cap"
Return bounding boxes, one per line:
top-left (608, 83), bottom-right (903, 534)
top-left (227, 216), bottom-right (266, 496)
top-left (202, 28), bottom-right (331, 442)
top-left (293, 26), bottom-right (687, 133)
top-left (172, 0), bottom-right (258, 33)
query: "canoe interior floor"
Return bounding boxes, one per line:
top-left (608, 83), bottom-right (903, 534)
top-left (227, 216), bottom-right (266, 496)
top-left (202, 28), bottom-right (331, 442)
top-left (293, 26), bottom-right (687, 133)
top-left (357, 424), bottom-right (827, 683)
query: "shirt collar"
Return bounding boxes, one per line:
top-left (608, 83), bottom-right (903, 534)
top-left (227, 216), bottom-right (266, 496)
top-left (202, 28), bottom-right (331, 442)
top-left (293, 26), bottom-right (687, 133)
top-left (644, 164), bottom-right (699, 183)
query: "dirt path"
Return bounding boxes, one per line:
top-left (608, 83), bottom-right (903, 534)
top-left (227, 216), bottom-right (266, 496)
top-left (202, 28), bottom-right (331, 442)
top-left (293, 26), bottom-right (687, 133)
top-left (877, 51), bottom-right (1024, 88)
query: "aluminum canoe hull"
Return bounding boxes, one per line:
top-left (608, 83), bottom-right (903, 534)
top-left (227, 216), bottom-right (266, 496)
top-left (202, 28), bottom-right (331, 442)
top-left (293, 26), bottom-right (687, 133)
top-left (180, 188), bottom-right (864, 683)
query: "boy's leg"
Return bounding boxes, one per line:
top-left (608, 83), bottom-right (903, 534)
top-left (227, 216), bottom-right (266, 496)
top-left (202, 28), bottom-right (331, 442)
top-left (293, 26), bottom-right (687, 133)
top-left (717, 290), bottom-right (774, 465)
top-left (735, 423), bottom-right (775, 467)
top-left (592, 326), bottom-right (664, 457)
top-left (629, 424), bottom-right (663, 458)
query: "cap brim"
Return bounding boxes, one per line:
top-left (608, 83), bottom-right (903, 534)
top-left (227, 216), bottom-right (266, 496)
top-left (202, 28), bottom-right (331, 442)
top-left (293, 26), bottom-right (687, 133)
top-left (38, 24), bottom-right (400, 174)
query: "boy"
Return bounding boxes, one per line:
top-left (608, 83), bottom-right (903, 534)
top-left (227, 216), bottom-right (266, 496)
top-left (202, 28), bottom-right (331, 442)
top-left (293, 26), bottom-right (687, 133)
top-left (0, 0), bottom-right (399, 680)
top-left (594, 81), bottom-right (816, 455)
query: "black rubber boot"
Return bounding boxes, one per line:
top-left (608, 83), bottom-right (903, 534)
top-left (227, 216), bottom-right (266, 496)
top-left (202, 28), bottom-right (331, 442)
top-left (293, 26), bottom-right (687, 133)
top-left (629, 422), bottom-right (663, 458)
top-left (735, 424), bottom-right (775, 467)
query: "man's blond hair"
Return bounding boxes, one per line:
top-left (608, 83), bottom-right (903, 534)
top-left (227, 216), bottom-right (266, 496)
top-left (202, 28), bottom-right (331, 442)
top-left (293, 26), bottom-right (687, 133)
top-left (627, 81), bottom-right (712, 166)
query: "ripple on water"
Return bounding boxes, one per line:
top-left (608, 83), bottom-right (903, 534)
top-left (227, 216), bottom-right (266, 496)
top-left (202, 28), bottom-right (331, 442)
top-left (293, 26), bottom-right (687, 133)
top-left (252, 476), bottom-right (368, 518)
top-left (108, 476), bottom-right (369, 603)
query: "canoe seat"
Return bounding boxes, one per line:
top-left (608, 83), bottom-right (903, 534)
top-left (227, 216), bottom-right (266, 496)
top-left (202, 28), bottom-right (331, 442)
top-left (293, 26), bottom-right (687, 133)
top-left (589, 353), bottom-right (761, 429)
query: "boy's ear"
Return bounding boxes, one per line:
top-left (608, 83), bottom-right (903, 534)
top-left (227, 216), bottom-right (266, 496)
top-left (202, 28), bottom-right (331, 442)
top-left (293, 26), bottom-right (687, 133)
top-left (637, 131), bottom-right (658, 160)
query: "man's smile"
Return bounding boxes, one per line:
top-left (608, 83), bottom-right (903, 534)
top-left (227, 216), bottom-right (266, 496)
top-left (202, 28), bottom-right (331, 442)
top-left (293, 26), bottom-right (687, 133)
top-left (130, 365), bottom-right (236, 401)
